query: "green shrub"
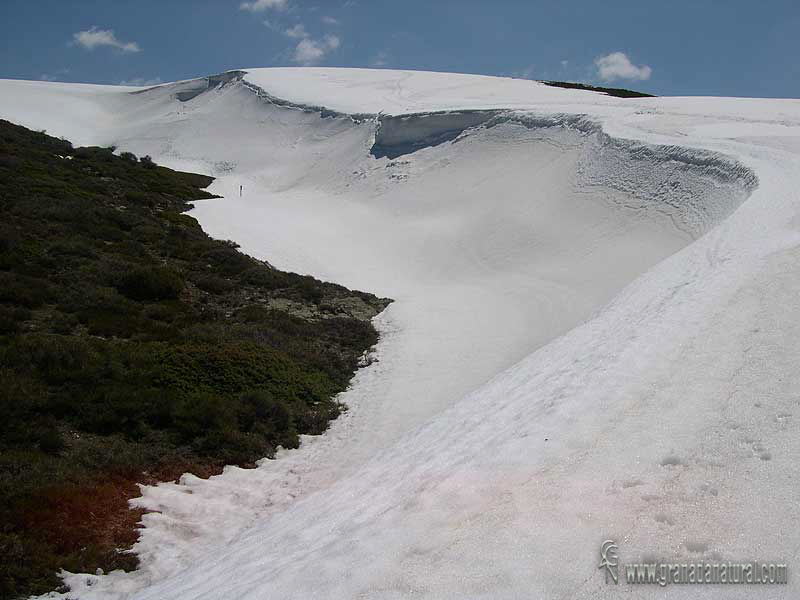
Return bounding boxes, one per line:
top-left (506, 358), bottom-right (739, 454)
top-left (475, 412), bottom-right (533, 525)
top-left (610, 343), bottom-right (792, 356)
top-left (294, 276), bottom-right (325, 304)
top-left (201, 246), bottom-right (253, 275)
top-left (49, 239), bottom-right (97, 259)
top-left (239, 266), bottom-right (288, 290)
top-left (0, 306), bottom-right (29, 334)
top-left (82, 146), bottom-right (115, 162)
top-left (0, 272), bottom-right (53, 308)
top-left (36, 426), bottom-right (65, 456)
top-left (194, 274), bottom-right (235, 295)
top-left (83, 309), bottom-right (141, 338)
top-left (4, 334), bottom-right (98, 386)
top-left (0, 313), bottom-right (18, 335)
top-left (236, 305), bottom-right (273, 323)
top-left (117, 266), bottom-right (184, 301)
top-left (0, 224), bottom-right (20, 253)
top-left (125, 190), bottom-right (154, 206)
top-left (172, 391), bottom-right (235, 443)
top-left (51, 313), bottom-right (78, 335)
top-left (142, 301), bottom-right (184, 322)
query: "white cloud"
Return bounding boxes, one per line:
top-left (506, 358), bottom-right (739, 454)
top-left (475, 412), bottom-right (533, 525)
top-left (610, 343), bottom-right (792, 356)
top-left (292, 34), bottom-right (340, 65)
top-left (284, 24), bottom-right (308, 38)
top-left (118, 77), bottom-right (162, 87)
top-left (293, 39), bottom-right (324, 64)
top-left (72, 27), bottom-right (140, 53)
top-left (240, 0), bottom-right (288, 12)
top-left (324, 34), bottom-right (340, 49)
top-left (322, 16), bottom-right (339, 25)
top-left (594, 52), bottom-right (651, 82)
top-left (370, 51), bottom-right (389, 67)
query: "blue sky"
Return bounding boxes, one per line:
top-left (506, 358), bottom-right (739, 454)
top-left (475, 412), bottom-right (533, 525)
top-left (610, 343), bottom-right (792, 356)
top-left (1, 0), bottom-right (798, 98)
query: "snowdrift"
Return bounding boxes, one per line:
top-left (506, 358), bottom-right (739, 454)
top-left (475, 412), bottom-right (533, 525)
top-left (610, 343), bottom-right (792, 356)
top-left (1, 68), bottom-right (798, 599)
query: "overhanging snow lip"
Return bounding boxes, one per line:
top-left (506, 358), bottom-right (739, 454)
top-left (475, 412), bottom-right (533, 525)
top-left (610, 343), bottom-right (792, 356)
top-left (370, 110), bottom-right (504, 159)
top-left (239, 68), bottom-right (760, 192)
top-left (175, 69), bottom-right (758, 208)
top-left (239, 71), bottom-right (375, 122)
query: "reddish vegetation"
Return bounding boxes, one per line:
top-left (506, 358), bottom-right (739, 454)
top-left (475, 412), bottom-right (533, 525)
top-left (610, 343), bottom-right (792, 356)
top-left (22, 478), bottom-right (144, 572)
top-left (17, 461), bottom-right (229, 580)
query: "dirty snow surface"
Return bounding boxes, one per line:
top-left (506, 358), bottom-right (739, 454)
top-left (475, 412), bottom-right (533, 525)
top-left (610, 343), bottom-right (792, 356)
top-left (2, 68), bottom-right (800, 599)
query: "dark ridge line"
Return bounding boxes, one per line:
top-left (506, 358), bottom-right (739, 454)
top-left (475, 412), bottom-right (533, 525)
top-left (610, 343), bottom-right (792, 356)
top-left (540, 80), bottom-right (655, 98)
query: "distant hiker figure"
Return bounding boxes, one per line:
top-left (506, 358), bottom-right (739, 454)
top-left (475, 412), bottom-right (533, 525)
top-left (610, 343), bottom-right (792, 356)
top-left (239, 185), bottom-right (243, 197)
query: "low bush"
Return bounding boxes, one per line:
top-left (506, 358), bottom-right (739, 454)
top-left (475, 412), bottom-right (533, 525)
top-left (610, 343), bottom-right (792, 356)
top-left (117, 266), bottom-right (184, 301)
top-left (193, 274), bottom-right (235, 295)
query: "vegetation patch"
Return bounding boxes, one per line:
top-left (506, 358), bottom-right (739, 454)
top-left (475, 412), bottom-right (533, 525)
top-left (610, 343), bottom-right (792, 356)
top-left (0, 120), bottom-right (390, 598)
top-left (540, 80), bottom-right (654, 98)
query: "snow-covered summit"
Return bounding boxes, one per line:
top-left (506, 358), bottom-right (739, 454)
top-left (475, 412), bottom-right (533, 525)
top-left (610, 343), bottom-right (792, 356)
top-left (240, 66), bottom-right (609, 114)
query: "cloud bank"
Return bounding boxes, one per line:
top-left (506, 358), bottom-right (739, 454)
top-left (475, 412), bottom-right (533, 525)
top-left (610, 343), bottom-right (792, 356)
top-left (240, 0), bottom-right (288, 12)
top-left (72, 27), bottom-right (140, 53)
top-left (594, 52), bottom-right (652, 81)
top-left (239, 0), bottom-right (341, 66)
top-left (293, 34), bottom-right (340, 65)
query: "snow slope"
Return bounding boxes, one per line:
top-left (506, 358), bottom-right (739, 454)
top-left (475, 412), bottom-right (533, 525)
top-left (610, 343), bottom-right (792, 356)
top-left (1, 69), bottom-right (799, 599)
